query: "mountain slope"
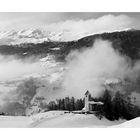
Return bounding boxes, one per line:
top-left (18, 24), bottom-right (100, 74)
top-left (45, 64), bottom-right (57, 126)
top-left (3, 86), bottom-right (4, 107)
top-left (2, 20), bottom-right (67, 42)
top-left (0, 29), bottom-right (64, 45)
top-left (0, 29), bottom-right (140, 61)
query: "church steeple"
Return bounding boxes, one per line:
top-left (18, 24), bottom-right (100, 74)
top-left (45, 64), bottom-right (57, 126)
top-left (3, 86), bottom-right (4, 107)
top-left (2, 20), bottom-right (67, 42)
top-left (85, 90), bottom-right (90, 96)
top-left (83, 90), bottom-right (104, 113)
top-left (84, 90), bottom-right (90, 112)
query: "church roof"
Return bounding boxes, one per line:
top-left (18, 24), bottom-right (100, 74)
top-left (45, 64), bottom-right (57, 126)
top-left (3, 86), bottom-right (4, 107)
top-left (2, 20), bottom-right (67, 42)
top-left (88, 101), bottom-right (104, 105)
top-left (85, 90), bottom-right (90, 95)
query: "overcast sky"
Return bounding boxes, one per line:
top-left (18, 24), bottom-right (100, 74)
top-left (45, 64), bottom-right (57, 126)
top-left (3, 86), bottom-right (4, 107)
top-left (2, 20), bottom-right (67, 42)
top-left (0, 12), bottom-right (139, 29)
top-left (0, 12), bottom-right (140, 22)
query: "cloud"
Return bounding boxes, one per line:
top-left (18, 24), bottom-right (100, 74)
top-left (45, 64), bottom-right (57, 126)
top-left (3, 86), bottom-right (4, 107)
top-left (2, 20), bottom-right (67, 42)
top-left (0, 14), bottom-right (136, 41)
top-left (62, 39), bottom-right (140, 98)
top-left (0, 55), bottom-right (46, 81)
top-left (46, 14), bottom-right (135, 40)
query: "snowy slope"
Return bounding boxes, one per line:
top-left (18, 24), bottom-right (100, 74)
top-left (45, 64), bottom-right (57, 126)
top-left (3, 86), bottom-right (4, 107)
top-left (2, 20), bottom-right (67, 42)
top-left (0, 29), bottom-right (64, 45)
top-left (29, 111), bottom-right (124, 128)
top-left (0, 28), bottom-right (133, 45)
top-left (0, 111), bottom-right (125, 128)
top-left (0, 116), bottom-right (31, 128)
top-left (110, 117), bottom-right (140, 128)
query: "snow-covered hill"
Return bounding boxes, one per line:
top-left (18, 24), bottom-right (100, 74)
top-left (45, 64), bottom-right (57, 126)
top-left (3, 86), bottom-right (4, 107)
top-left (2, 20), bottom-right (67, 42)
top-left (29, 111), bottom-right (125, 128)
top-left (110, 117), bottom-right (140, 128)
top-left (1, 110), bottom-right (140, 128)
top-left (0, 111), bottom-right (125, 128)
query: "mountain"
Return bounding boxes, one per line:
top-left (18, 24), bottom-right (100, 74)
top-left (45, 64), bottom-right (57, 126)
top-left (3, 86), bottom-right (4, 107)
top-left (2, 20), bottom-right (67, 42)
top-left (0, 29), bottom-right (64, 45)
top-left (0, 28), bottom-right (129, 45)
top-left (0, 29), bottom-right (140, 62)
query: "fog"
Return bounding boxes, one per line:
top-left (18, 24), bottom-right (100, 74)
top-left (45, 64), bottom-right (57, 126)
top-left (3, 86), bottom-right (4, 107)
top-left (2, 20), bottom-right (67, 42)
top-left (0, 54), bottom-right (63, 114)
top-left (0, 55), bottom-right (47, 81)
top-left (47, 15), bottom-right (134, 41)
top-left (63, 39), bottom-right (140, 98)
top-left (1, 39), bottom-right (140, 115)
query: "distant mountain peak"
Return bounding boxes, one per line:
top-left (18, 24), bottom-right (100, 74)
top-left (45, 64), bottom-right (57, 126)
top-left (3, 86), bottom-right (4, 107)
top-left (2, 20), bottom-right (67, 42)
top-left (0, 28), bottom-right (64, 45)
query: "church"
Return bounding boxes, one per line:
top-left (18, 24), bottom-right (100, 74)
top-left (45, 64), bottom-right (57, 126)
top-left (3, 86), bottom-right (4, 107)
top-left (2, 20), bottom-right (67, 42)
top-left (82, 90), bottom-right (104, 113)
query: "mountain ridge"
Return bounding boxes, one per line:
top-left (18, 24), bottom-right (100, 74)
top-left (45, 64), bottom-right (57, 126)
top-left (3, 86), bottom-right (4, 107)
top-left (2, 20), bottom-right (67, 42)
top-left (0, 28), bottom-right (134, 45)
top-left (0, 29), bottom-right (140, 61)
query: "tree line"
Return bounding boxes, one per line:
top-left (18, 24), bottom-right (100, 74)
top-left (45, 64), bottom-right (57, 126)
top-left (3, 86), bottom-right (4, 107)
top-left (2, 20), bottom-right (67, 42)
top-left (46, 97), bottom-right (84, 111)
top-left (93, 89), bottom-right (140, 121)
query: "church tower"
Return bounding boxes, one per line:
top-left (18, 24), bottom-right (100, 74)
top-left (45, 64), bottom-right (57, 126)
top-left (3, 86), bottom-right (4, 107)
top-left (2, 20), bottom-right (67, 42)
top-left (84, 90), bottom-right (90, 112)
top-left (83, 90), bottom-right (104, 113)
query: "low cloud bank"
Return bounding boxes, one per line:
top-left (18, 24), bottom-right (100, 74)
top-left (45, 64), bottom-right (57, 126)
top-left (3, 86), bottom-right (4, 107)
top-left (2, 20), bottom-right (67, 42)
top-left (63, 39), bottom-right (140, 98)
top-left (47, 15), bottom-right (135, 40)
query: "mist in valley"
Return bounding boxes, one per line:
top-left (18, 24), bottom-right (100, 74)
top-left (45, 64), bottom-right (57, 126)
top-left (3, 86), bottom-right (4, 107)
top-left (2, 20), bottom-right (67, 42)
top-left (0, 39), bottom-right (140, 115)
